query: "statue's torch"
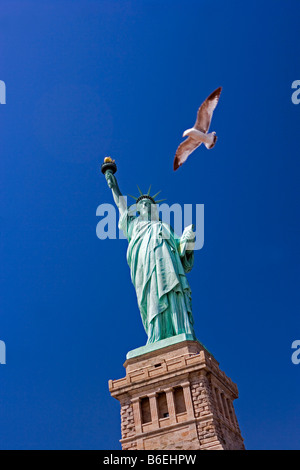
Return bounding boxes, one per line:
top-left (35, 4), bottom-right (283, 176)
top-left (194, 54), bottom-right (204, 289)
top-left (101, 157), bottom-right (117, 188)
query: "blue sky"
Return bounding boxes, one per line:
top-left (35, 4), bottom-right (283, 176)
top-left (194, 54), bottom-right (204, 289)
top-left (1, 0), bottom-right (300, 450)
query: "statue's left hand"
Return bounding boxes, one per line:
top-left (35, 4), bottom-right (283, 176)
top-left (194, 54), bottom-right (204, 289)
top-left (182, 224), bottom-right (196, 242)
top-left (179, 224), bottom-right (195, 257)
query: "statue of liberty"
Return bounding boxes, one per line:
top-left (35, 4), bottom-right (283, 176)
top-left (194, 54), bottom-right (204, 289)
top-left (102, 158), bottom-right (197, 345)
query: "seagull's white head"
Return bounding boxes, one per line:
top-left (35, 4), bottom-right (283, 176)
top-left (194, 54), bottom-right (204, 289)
top-left (182, 128), bottom-right (200, 139)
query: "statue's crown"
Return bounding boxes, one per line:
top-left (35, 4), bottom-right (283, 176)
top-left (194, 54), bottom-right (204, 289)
top-left (128, 185), bottom-right (166, 205)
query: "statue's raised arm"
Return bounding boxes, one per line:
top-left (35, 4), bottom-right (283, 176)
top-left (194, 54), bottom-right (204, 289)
top-left (101, 158), bottom-right (127, 217)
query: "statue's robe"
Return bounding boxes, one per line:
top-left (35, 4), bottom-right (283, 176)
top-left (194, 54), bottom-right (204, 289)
top-left (119, 209), bottom-right (196, 343)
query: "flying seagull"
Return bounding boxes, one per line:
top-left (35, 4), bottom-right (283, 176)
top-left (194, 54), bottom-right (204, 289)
top-left (173, 87), bottom-right (222, 171)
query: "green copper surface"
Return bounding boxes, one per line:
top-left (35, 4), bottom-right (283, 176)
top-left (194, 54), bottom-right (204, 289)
top-left (104, 168), bottom-right (197, 346)
top-left (126, 334), bottom-right (197, 359)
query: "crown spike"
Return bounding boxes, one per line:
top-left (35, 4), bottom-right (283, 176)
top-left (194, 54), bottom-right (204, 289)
top-left (133, 185), bottom-right (165, 205)
top-left (152, 190), bottom-right (161, 200)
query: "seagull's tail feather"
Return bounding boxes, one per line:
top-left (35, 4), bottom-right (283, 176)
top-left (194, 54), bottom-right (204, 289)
top-left (204, 132), bottom-right (217, 149)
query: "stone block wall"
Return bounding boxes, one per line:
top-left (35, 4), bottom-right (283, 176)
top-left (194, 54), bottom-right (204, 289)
top-left (109, 339), bottom-right (245, 450)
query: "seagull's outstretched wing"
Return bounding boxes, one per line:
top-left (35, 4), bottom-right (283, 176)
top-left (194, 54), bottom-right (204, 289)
top-left (194, 86), bottom-right (222, 133)
top-left (173, 137), bottom-right (202, 171)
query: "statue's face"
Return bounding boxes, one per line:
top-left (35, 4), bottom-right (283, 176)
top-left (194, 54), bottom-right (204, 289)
top-left (137, 199), bottom-right (158, 220)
